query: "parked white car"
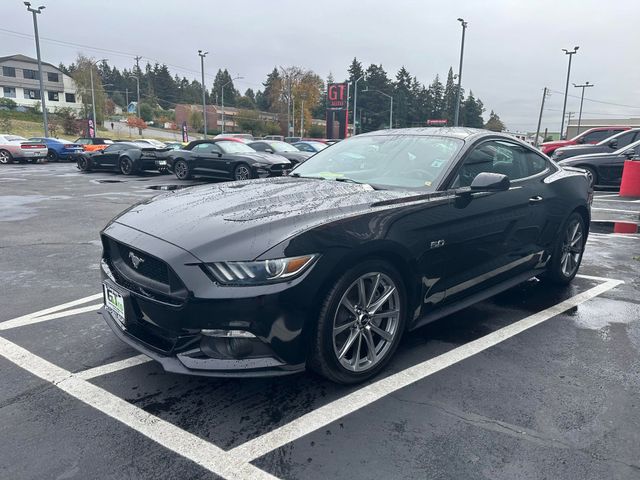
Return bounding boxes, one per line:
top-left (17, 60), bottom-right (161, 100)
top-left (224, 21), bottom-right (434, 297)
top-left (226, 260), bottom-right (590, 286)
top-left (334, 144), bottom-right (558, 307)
top-left (0, 135), bottom-right (48, 164)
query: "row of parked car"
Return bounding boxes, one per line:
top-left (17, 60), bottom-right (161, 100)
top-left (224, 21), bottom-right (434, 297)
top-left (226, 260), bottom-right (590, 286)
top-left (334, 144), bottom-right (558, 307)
top-left (539, 126), bottom-right (640, 188)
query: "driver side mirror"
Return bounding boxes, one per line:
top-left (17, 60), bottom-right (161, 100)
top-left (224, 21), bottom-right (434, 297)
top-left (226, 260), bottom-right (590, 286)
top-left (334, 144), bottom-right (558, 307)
top-left (622, 149), bottom-right (636, 159)
top-left (608, 139), bottom-right (618, 149)
top-left (469, 172), bottom-right (510, 192)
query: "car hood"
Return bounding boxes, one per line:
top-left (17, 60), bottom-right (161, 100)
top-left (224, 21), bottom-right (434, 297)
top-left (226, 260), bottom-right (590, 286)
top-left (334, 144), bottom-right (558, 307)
top-left (237, 152), bottom-right (291, 165)
top-left (541, 140), bottom-right (571, 150)
top-left (113, 177), bottom-right (413, 261)
top-left (559, 152), bottom-right (617, 164)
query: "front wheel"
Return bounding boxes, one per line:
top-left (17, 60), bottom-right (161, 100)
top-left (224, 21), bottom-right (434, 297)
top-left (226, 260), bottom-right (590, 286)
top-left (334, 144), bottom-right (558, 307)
top-left (119, 157), bottom-right (134, 175)
top-left (309, 260), bottom-right (406, 384)
top-left (47, 149), bottom-right (59, 162)
top-left (544, 212), bottom-right (586, 284)
top-left (233, 163), bottom-right (252, 181)
top-left (76, 155), bottom-right (92, 172)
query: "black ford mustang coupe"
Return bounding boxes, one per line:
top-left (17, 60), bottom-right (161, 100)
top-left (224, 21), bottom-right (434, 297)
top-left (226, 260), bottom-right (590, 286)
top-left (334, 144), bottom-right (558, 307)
top-left (76, 142), bottom-right (170, 175)
top-left (168, 139), bottom-right (291, 181)
top-left (100, 128), bottom-right (591, 384)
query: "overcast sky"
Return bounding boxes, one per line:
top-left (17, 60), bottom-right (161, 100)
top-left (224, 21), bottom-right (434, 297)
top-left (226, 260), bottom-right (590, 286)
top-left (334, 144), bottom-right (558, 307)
top-left (3, 0), bottom-right (639, 132)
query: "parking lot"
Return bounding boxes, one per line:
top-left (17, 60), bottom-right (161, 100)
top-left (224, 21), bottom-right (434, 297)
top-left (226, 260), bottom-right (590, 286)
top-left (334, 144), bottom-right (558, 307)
top-left (1, 163), bottom-right (639, 480)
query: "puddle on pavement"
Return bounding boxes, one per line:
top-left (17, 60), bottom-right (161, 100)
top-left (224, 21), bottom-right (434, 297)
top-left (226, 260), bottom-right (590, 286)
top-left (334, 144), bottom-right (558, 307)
top-left (92, 179), bottom-right (123, 184)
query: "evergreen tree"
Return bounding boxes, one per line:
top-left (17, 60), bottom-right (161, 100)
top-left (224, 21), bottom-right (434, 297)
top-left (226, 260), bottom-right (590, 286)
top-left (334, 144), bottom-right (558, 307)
top-left (213, 69), bottom-right (239, 107)
top-left (461, 91), bottom-right (485, 128)
top-left (393, 66), bottom-right (413, 128)
top-left (442, 67), bottom-right (457, 124)
top-left (259, 68), bottom-right (281, 112)
top-left (427, 74), bottom-right (444, 119)
top-left (360, 64), bottom-right (392, 131)
top-left (484, 110), bottom-right (505, 131)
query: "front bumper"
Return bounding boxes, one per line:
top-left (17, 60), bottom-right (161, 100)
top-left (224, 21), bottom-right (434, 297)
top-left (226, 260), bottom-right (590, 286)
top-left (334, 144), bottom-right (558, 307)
top-left (99, 222), bottom-right (311, 377)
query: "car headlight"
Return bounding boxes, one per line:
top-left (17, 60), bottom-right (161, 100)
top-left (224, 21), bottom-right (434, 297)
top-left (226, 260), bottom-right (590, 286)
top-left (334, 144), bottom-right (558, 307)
top-left (204, 254), bottom-right (318, 285)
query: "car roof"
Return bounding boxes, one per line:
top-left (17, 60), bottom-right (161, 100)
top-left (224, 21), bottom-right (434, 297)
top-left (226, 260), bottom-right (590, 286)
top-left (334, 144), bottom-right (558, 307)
top-left (358, 127), bottom-right (487, 140)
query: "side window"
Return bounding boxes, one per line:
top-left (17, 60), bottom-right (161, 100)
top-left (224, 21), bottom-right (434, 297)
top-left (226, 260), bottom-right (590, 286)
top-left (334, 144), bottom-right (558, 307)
top-left (453, 140), bottom-right (548, 187)
top-left (615, 131), bottom-right (635, 147)
top-left (297, 143), bottom-right (312, 152)
top-left (193, 143), bottom-right (221, 154)
top-left (251, 142), bottom-right (266, 151)
top-left (582, 130), bottom-right (612, 143)
top-left (103, 145), bottom-right (122, 153)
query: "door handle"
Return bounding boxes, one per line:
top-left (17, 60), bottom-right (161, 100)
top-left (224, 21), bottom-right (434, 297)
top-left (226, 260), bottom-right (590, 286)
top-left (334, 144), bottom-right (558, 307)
top-left (529, 195), bottom-right (543, 204)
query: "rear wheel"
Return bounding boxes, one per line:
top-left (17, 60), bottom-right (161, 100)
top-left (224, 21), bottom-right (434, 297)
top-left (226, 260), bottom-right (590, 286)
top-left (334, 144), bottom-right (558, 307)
top-left (119, 157), bottom-right (134, 175)
top-left (309, 259), bottom-right (406, 384)
top-left (47, 149), bottom-right (59, 162)
top-left (0, 150), bottom-right (12, 164)
top-left (76, 155), bottom-right (92, 172)
top-left (233, 163), bottom-right (252, 181)
top-left (174, 159), bottom-right (191, 180)
top-left (544, 212), bottom-right (586, 284)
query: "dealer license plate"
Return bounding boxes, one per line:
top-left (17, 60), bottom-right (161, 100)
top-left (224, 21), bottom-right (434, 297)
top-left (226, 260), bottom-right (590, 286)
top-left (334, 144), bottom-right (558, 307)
top-left (103, 283), bottom-right (125, 323)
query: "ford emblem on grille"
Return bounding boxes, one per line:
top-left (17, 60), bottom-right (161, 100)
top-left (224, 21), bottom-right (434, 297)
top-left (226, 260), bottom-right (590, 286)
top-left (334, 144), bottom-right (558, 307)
top-left (128, 251), bottom-right (145, 269)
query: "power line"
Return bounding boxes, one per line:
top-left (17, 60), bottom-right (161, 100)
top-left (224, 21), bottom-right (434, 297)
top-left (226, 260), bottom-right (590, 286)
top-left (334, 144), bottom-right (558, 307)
top-left (548, 88), bottom-right (640, 110)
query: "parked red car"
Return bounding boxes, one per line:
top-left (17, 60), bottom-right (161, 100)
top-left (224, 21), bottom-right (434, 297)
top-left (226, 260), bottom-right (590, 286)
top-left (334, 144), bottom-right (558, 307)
top-left (540, 126), bottom-right (631, 156)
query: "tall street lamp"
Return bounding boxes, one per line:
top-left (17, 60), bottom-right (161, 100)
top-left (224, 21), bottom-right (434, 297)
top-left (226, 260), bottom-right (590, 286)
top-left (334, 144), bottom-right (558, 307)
top-left (198, 50), bottom-right (208, 137)
top-left (573, 81), bottom-right (594, 135)
top-left (221, 75), bottom-right (242, 134)
top-left (363, 88), bottom-right (393, 129)
top-left (89, 58), bottom-right (107, 135)
top-left (352, 74), bottom-right (364, 135)
top-left (560, 46), bottom-right (579, 139)
top-left (24, 2), bottom-right (48, 137)
top-left (453, 17), bottom-right (468, 127)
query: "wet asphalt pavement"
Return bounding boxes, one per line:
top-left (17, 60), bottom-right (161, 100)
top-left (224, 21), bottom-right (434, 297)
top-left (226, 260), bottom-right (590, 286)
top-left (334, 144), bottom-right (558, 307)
top-left (1, 163), bottom-right (639, 480)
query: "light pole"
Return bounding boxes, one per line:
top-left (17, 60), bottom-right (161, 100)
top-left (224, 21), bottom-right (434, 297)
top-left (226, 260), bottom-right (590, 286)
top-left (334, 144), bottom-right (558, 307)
top-left (352, 74), bottom-right (364, 135)
top-left (300, 97), bottom-right (305, 137)
top-left (198, 50), bottom-right (208, 137)
top-left (221, 75), bottom-right (242, 134)
top-left (573, 81), bottom-right (594, 135)
top-left (454, 17), bottom-right (468, 127)
top-left (88, 58), bottom-right (107, 135)
top-left (24, 2), bottom-right (47, 137)
top-left (560, 46), bottom-right (579, 139)
top-left (363, 88), bottom-right (393, 129)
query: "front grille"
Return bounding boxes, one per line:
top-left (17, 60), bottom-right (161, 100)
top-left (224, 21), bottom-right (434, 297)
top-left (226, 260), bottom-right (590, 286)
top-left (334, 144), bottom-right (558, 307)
top-left (103, 236), bottom-right (187, 305)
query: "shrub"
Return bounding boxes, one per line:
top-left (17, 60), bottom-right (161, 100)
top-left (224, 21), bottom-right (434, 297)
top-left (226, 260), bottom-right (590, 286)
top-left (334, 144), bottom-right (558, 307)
top-left (0, 98), bottom-right (17, 110)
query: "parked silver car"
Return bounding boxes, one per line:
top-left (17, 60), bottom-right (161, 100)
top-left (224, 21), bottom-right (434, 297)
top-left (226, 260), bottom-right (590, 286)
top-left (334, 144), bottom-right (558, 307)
top-left (0, 135), bottom-right (48, 164)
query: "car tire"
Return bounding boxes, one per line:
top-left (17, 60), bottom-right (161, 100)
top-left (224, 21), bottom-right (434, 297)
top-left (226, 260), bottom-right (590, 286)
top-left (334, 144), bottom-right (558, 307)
top-left (76, 155), bottom-right (92, 172)
top-left (47, 149), bottom-right (59, 162)
top-left (119, 157), bottom-right (134, 175)
top-left (233, 163), bottom-right (253, 181)
top-left (543, 212), bottom-right (586, 285)
top-left (581, 166), bottom-right (597, 189)
top-left (0, 149), bottom-right (12, 164)
top-left (309, 259), bottom-right (407, 384)
top-left (174, 159), bottom-right (191, 180)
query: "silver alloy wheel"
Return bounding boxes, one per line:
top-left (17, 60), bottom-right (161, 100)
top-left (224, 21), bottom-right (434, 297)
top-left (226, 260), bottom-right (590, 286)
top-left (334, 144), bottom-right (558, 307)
top-left (175, 160), bottom-right (188, 179)
top-left (560, 219), bottom-right (583, 277)
top-left (332, 272), bottom-right (400, 372)
top-left (0, 150), bottom-right (10, 164)
top-left (235, 165), bottom-right (251, 180)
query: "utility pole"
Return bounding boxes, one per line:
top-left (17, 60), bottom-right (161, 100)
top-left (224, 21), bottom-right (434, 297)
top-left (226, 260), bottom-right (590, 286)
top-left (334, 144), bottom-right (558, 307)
top-left (197, 50), bottom-right (208, 137)
top-left (454, 18), bottom-right (468, 127)
top-left (353, 75), bottom-right (364, 135)
top-left (565, 111), bottom-right (575, 138)
top-left (534, 87), bottom-right (549, 148)
top-left (127, 74), bottom-right (141, 134)
top-left (560, 46), bottom-right (579, 139)
top-left (24, 2), bottom-right (48, 137)
top-left (573, 81), bottom-right (594, 135)
top-left (300, 98), bottom-right (304, 137)
top-left (125, 88), bottom-right (128, 110)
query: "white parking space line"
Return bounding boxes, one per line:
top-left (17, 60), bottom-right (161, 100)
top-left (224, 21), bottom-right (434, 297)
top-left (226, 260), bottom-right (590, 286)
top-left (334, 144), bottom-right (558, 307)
top-left (0, 304), bottom-right (102, 331)
top-left (588, 232), bottom-right (640, 240)
top-left (0, 336), bottom-right (279, 480)
top-left (230, 278), bottom-right (623, 462)
top-left (595, 198), bottom-right (640, 203)
top-left (2, 293), bottom-right (102, 325)
top-left (76, 354), bottom-right (152, 380)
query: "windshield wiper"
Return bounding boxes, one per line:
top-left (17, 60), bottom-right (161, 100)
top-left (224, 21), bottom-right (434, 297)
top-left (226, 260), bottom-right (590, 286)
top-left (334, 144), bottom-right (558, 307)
top-left (289, 173), bottom-right (326, 180)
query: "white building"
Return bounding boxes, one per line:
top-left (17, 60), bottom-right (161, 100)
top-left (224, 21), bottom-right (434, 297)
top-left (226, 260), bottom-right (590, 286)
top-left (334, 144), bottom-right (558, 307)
top-left (0, 54), bottom-right (83, 113)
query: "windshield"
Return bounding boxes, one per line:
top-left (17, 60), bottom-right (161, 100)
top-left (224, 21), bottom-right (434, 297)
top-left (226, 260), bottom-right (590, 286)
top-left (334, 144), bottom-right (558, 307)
top-left (292, 134), bottom-right (464, 189)
top-left (307, 142), bottom-right (328, 150)
top-left (218, 141), bottom-right (256, 154)
top-left (269, 141), bottom-right (298, 152)
top-left (6, 135), bottom-right (26, 142)
top-left (614, 139), bottom-right (640, 155)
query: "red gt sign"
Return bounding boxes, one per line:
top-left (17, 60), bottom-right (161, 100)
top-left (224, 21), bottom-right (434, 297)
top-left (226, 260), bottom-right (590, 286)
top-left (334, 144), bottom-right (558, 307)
top-left (327, 82), bottom-right (348, 109)
top-left (427, 119), bottom-right (448, 126)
